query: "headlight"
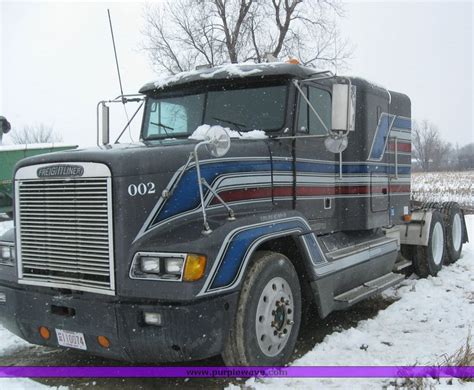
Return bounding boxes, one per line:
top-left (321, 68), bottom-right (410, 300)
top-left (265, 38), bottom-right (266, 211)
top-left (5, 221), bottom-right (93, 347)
top-left (0, 242), bottom-right (15, 266)
top-left (164, 257), bottom-right (184, 275)
top-left (141, 257), bottom-right (161, 274)
top-left (130, 252), bottom-right (206, 282)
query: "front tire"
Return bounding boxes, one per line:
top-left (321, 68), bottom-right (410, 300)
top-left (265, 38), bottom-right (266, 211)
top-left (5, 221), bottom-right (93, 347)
top-left (413, 211), bottom-right (445, 277)
top-left (222, 251), bottom-right (301, 366)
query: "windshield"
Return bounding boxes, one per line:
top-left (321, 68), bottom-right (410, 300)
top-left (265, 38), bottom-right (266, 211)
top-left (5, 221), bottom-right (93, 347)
top-left (142, 83), bottom-right (287, 140)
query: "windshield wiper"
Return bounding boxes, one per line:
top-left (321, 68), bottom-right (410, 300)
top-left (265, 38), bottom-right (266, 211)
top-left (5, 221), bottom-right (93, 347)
top-left (212, 117), bottom-right (246, 136)
top-left (150, 121), bottom-right (174, 137)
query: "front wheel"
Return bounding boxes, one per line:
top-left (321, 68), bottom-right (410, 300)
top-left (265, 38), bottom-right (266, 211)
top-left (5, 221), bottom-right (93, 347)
top-left (222, 251), bottom-right (301, 366)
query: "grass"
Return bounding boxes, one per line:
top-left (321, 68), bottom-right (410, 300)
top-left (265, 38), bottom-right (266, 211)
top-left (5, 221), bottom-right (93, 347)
top-left (389, 332), bottom-right (474, 389)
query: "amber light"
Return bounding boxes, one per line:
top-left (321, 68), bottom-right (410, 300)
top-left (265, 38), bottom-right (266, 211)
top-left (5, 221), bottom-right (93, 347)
top-left (183, 254), bottom-right (207, 282)
top-left (97, 335), bottom-right (111, 349)
top-left (403, 214), bottom-right (412, 222)
top-left (39, 326), bottom-right (50, 340)
top-left (286, 57), bottom-right (300, 65)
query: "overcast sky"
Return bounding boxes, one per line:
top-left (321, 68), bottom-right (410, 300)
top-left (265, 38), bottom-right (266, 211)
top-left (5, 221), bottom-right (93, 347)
top-left (1, 0), bottom-right (473, 147)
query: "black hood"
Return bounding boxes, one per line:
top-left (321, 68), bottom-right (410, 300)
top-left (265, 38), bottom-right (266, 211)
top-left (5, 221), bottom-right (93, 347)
top-left (14, 139), bottom-right (205, 177)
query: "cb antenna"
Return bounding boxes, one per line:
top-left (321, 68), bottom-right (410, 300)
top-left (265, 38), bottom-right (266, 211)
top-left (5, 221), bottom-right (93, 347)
top-left (108, 9), bottom-right (124, 101)
top-left (107, 9), bottom-right (134, 140)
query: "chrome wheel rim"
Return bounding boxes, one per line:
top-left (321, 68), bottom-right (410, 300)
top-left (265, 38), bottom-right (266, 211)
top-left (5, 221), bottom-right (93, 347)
top-left (432, 222), bottom-right (444, 266)
top-left (255, 276), bottom-right (294, 357)
top-left (452, 213), bottom-right (462, 252)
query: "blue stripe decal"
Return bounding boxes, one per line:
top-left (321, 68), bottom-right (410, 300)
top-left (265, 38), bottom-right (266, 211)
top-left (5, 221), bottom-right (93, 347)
top-left (210, 220), bottom-right (322, 290)
top-left (152, 161), bottom-right (272, 224)
top-left (368, 113), bottom-right (395, 161)
top-left (149, 159), bottom-right (411, 228)
top-left (392, 116), bottom-right (411, 130)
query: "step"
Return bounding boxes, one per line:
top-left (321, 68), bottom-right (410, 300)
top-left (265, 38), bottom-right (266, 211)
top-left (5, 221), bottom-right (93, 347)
top-left (326, 237), bottom-right (397, 261)
top-left (334, 272), bottom-right (405, 306)
top-left (393, 259), bottom-right (412, 272)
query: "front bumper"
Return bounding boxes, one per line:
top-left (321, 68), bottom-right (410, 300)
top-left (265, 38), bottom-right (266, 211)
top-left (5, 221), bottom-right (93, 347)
top-left (0, 283), bottom-right (238, 362)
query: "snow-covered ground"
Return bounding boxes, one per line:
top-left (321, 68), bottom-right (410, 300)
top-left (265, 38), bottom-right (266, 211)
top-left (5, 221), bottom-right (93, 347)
top-left (0, 216), bottom-right (473, 389)
top-left (240, 215), bottom-right (474, 390)
top-left (412, 171), bottom-right (474, 208)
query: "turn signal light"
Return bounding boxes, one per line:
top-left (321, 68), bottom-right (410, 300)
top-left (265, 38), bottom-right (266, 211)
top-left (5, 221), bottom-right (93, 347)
top-left (403, 214), bottom-right (412, 222)
top-left (97, 335), bottom-right (111, 349)
top-left (183, 254), bottom-right (207, 282)
top-left (39, 326), bottom-right (50, 340)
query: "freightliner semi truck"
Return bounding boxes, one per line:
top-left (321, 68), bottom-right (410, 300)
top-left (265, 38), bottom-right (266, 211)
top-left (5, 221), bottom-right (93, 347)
top-left (0, 63), bottom-right (469, 366)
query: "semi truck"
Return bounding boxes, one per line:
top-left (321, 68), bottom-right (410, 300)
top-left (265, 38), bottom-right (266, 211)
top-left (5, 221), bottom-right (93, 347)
top-left (0, 62), bottom-right (469, 366)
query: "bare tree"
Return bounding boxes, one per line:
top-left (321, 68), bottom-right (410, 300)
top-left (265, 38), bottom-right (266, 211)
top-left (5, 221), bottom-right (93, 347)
top-left (412, 120), bottom-right (451, 172)
top-left (141, 0), bottom-right (352, 74)
top-left (10, 124), bottom-right (63, 144)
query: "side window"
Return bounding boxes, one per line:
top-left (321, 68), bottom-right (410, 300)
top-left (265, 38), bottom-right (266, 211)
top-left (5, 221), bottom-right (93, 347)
top-left (297, 86), bottom-right (331, 136)
top-left (297, 86), bottom-right (309, 133)
top-left (308, 86), bottom-right (331, 135)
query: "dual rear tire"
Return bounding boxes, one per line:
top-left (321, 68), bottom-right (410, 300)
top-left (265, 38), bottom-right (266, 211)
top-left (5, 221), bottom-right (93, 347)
top-left (411, 202), bottom-right (464, 278)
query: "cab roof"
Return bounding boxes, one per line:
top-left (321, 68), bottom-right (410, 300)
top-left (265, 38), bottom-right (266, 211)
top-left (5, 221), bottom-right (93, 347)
top-left (139, 63), bottom-right (320, 94)
top-left (138, 62), bottom-right (401, 102)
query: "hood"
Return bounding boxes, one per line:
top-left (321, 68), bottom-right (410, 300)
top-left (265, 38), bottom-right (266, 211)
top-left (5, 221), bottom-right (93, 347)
top-left (14, 138), bottom-right (272, 178)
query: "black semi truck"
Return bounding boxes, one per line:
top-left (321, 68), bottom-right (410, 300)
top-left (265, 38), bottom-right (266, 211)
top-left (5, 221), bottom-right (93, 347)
top-left (0, 63), bottom-right (468, 366)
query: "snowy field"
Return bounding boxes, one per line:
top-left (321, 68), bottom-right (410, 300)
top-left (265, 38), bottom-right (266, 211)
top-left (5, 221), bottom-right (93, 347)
top-left (412, 171), bottom-right (474, 209)
top-left (0, 218), bottom-right (473, 389)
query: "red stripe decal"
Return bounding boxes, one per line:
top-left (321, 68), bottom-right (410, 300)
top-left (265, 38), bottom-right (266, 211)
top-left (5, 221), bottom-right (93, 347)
top-left (387, 142), bottom-right (411, 152)
top-left (212, 185), bottom-right (411, 204)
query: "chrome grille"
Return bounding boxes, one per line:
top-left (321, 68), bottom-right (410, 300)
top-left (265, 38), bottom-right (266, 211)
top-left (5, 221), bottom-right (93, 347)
top-left (16, 164), bottom-right (115, 295)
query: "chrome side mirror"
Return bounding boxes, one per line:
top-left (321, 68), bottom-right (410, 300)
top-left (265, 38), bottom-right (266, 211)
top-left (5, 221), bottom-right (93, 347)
top-left (331, 83), bottom-right (356, 132)
top-left (204, 126), bottom-right (231, 157)
top-left (101, 103), bottom-right (110, 146)
top-left (324, 133), bottom-right (348, 153)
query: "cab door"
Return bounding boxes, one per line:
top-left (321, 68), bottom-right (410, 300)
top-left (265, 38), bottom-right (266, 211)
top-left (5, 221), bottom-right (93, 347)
top-left (294, 84), bottom-right (337, 232)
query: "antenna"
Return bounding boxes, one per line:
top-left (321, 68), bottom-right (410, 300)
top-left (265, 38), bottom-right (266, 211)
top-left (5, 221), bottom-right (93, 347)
top-left (108, 9), bottom-right (125, 102)
top-left (107, 9), bottom-right (134, 141)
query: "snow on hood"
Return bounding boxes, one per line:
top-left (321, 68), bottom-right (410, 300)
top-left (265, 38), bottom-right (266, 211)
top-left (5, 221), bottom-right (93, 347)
top-left (188, 124), bottom-right (267, 141)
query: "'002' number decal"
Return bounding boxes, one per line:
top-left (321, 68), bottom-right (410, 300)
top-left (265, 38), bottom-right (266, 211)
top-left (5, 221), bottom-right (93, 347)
top-left (128, 182), bottom-right (156, 196)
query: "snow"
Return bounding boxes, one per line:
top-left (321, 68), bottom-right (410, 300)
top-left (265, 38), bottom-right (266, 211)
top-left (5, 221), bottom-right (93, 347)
top-left (188, 124), bottom-right (267, 141)
top-left (412, 171), bottom-right (474, 208)
top-left (240, 215), bottom-right (474, 389)
top-left (152, 62), bottom-right (280, 89)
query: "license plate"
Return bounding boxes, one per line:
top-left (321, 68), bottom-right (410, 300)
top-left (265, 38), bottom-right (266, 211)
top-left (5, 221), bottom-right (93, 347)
top-left (55, 329), bottom-right (87, 350)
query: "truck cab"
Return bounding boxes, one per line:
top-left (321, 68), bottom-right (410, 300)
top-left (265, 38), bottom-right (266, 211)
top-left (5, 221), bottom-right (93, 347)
top-left (0, 63), bottom-right (467, 366)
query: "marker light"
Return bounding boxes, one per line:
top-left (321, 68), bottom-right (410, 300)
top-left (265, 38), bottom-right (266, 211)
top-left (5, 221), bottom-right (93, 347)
top-left (183, 254), bottom-right (207, 282)
top-left (403, 214), bottom-right (412, 222)
top-left (39, 326), bottom-right (50, 340)
top-left (0, 292), bottom-right (6, 304)
top-left (286, 57), bottom-right (300, 65)
top-left (97, 335), bottom-right (111, 348)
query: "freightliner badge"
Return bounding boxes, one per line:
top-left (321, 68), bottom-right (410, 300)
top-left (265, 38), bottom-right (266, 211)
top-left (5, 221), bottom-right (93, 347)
top-left (37, 164), bottom-right (84, 178)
